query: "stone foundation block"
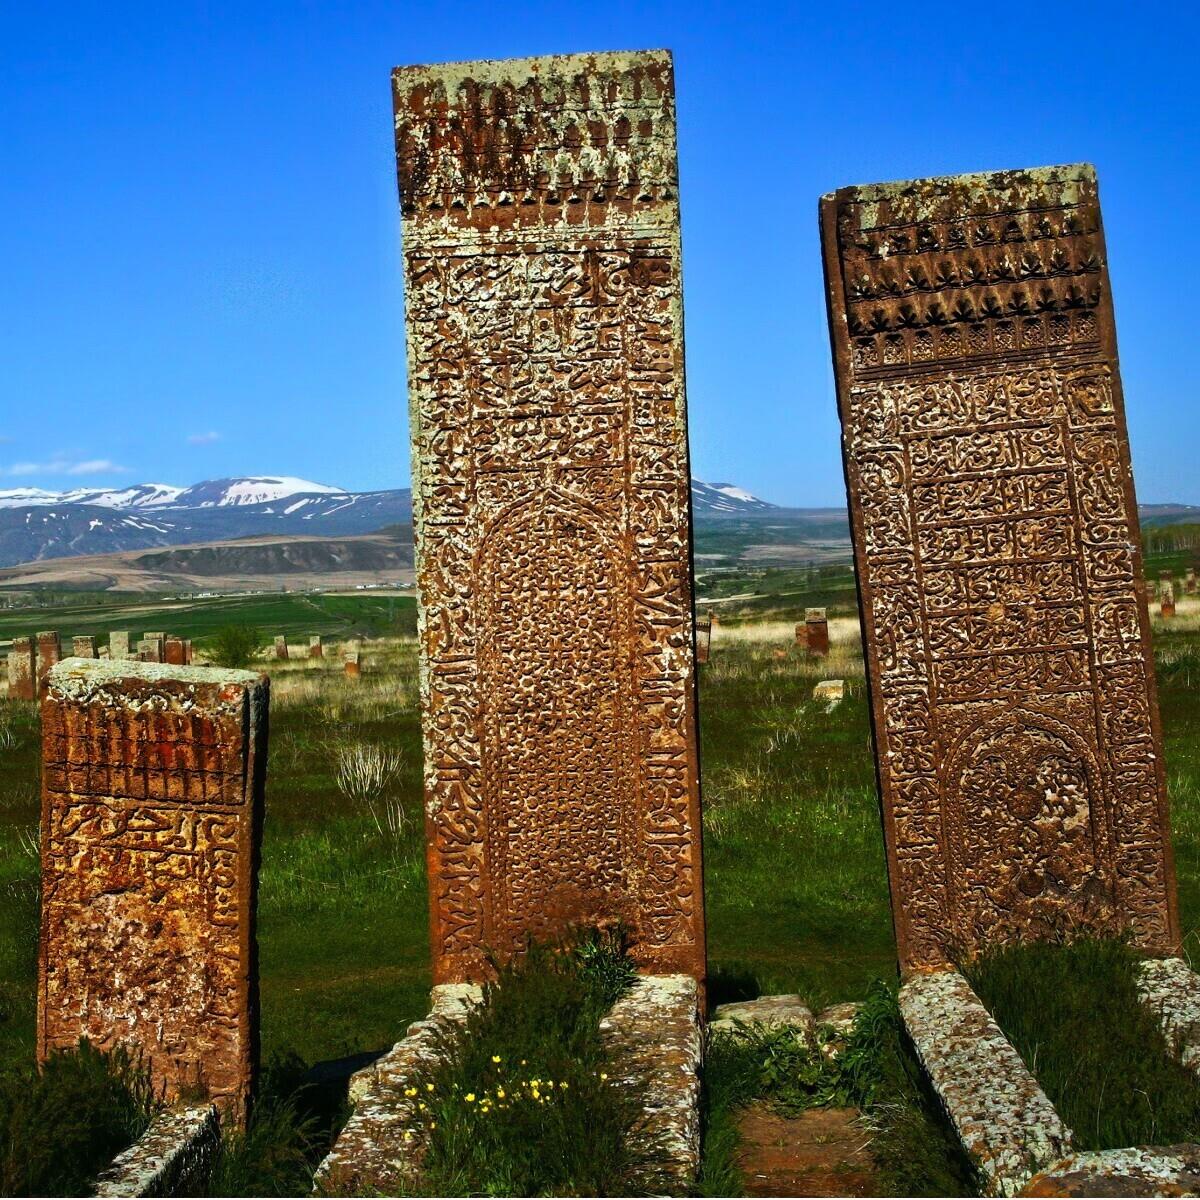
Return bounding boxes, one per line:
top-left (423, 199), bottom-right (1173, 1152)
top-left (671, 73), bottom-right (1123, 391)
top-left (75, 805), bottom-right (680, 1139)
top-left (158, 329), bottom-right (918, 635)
top-left (1136, 956), bottom-right (1200, 1074)
top-left (93, 1104), bottom-right (219, 1197)
top-left (900, 970), bottom-right (1071, 1196)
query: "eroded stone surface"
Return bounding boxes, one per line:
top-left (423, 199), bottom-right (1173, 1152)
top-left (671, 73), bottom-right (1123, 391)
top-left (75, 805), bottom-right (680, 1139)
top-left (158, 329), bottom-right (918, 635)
top-left (73, 636), bottom-right (98, 659)
top-left (697, 613), bottom-right (712, 664)
top-left (93, 1103), bottom-right (219, 1198)
top-left (314, 983), bottom-right (482, 1194)
top-left (7, 635), bottom-right (35, 700)
top-left (813, 679), bottom-right (845, 706)
top-left (39, 658), bottom-right (267, 1121)
top-left (396, 50), bottom-right (704, 983)
top-left (1020, 1145), bottom-right (1200, 1197)
top-left (1137, 957), bottom-right (1200, 1074)
top-left (821, 165), bottom-right (1178, 971)
top-left (599, 974), bottom-right (703, 1186)
top-left (110, 631), bottom-right (131, 661)
top-left (900, 970), bottom-right (1070, 1196)
top-left (801, 608), bottom-right (830, 657)
top-left (36, 631), bottom-right (61, 697)
top-left (710, 994), bottom-right (815, 1036)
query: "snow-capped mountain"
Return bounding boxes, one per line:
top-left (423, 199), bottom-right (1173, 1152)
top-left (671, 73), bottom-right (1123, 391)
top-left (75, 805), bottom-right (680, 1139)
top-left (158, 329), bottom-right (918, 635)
top-left (171, 476), bottom-right (347, 508)
top-left (0, 475), bottom-right (779, 567)
top-left (691, 480), bottom-right (777, 514)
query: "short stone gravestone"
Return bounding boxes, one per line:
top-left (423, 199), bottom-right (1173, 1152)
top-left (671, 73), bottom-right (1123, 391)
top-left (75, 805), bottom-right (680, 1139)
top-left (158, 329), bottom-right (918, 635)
top-left (273, 635), bottom-right (288, 661)
top-left (696, 614), bottom-right (712, 664)
top-left (7, 636), bottom-right (35, 700)
top-left (72, 636), bottom-right (97, 659)
top-left (1187, 568), bottom-right (1197, 596)
top-left (821, 164), bottom-right (1179, 971)
top-left (1162, 581), bottom-right (1177, 619)
top-left (343, 643), bottom-right (361, 679)
top-left (109, 631), bottom-right (131, 660)
top-left (803, 608), bottom-right (830, 657)
top-left (36, 631), bottom-right (61, 697)
top-left (38, 659), bottom-right (267, 1121)
top-left (396, 48), bottom-right (705, 984)
top-left (309, 635), bottom-right (323, 659)
top-left (164, 635), bottom-right (186, 666)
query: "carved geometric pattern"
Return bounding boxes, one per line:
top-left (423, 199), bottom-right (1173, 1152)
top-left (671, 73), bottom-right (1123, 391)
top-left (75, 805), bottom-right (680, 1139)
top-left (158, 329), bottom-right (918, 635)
top-left (821, 165), bottom-right (1179, 971)
top-left (394, 51), bottom-right (705, 984)
top-left (38, 661), bottom-right (266, 1120)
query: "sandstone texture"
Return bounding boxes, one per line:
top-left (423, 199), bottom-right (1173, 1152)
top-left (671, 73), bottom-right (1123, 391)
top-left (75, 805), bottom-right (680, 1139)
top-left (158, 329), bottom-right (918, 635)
top-left (38, 658), bottom-right (268, 1121)
top-left (1137, 956), bottom-right (1200, 1074)
top-left (1020, 1145), bottom-right (1200, 1197)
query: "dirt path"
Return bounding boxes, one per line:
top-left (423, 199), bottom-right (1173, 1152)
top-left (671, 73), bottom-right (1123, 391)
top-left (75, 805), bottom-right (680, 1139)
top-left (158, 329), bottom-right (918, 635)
top-left (736, 1104), bottom-right (880, 1197)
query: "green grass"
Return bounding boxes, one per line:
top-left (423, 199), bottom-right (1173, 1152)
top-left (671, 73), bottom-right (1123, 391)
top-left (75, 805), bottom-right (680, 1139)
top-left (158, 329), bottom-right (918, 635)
top-left (411, 932), bottom-right (659, 1197)
top-left (0, 1041), bottom-right (157, 1197)
top-left (965, 938), bottom-right (1200, 1151)
top-left (696, 984), bottom-right (974, 1197)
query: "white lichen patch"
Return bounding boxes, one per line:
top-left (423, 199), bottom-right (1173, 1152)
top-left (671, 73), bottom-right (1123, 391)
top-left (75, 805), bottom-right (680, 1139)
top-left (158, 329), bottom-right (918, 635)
top-left (92, 1103), bottom-right (219, 1198)
top-left (598, 974), bottom-right (702, 1185)
top-left (1136, 956), bottom-right (1200, 1073)
top-left (1021, 1144), bottom-right (1200, 1196)
top-left (900, 970), bottom-right (1072, 1197)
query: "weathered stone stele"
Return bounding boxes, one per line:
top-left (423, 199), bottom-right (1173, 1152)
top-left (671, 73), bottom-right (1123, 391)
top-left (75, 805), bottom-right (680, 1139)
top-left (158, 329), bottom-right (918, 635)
top-left (72, 635), bottom-right (97, 659)
top-left (395, 50), bottom-right (705, 982)
top-left (820, 165), bottom-right (1179, 971)
top-left (7, 636), bottom-right (35, 700)
top-left (38, 658), bottom-right (267, 1120)
top-left (110, 631), bottom-right (131, 660)
top-left (36, 631), bottom-right (61, 697)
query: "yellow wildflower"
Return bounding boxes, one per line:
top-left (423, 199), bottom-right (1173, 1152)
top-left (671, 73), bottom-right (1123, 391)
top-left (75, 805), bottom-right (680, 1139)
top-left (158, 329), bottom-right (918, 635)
top-left (600, 1072), bottom-right (608, 1081)
top-left (497, 1088), bottom-right (506, 1099)
top-left (426, 1083), bottom-right (434, 1092)
top-left (465, 1092), bottom-right (476, 1102)
top-left (491, 1055), bottom-right (502, 1064)
top-left (559, 1081), bottom-right (568, 1089)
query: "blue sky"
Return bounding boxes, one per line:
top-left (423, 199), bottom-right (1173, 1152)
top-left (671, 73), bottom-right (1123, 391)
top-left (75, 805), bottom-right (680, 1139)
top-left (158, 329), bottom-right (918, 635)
top-left (2, 1), bottom-right (1197, 506)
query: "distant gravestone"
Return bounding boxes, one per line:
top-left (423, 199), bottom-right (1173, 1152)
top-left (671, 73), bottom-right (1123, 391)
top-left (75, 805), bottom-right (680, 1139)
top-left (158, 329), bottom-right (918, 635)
top-left (696, 614), bottom-right (712, 664)
top-left (802, 608), bottom-right (830, 658)
top-left (7, 636), bottom-right (35, 701)
top-left (36, 631), bottom-right (61, 697)
top-left (142, 633), bottom-right (165, 663)
top-left (109, 631), bottom-right (131, 660)
top-left (343, 643), bottom-right (361, 679)
top-left (1187, 569), bottom-right (1197, 596)
top-left (273, 636), bottom-right (288, 661)
top-left (38, 659), bottom-right (267, 1122)
top-left (309, 635), bottom-right (323, 659)
top-left (395, 49), bottom-right (705, 983)
top-left (1162, 581), bottom-right (1177, 619)
top-left (71, 636), bottom-right (97, 659)
top-left (821, 164), bottom-right (1178, 970)
top-left (164, 636), bottom-right (186, 666)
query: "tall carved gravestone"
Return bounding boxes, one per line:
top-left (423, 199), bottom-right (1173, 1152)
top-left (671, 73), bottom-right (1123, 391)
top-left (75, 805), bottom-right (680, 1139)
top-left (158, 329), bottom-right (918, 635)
top-left (395, 50), bottom-right (705, 983)
top-left (821, 165), bottom-right (1179, 972)
top-left (36, 631), bottom-right (61, 697)
top-left (38, 659), bottom-right (267, 1120)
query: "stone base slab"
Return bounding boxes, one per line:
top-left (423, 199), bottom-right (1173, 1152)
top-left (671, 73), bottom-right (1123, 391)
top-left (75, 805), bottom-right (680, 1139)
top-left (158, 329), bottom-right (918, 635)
top-left (1137, 957), bottom-right (1200, 1074)
top-left (1020, 1144), bottom-right (1200, 1196)
top-left (710, 994), bottom-right (815, 1037)
top-left (900, 970), bottom-right (1072, 1196)
top-left (313, 983), bottom-right (481, 1193)
top-left (92, 1104), bottom-right (219, 1197)
top-left (599, 974), bottom-right (703, 1187)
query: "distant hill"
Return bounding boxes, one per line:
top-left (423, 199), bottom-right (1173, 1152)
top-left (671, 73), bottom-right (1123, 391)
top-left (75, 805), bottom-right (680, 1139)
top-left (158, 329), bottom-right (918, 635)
top-left (0, 475), bottom-right (780, 567)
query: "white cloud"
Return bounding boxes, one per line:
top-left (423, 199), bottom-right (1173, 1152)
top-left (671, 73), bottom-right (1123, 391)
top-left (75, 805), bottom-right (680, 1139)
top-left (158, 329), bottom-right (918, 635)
top-left (188, 431), bottom-right (221, 445)
top-left (0, 458), bottom-right (129, 477)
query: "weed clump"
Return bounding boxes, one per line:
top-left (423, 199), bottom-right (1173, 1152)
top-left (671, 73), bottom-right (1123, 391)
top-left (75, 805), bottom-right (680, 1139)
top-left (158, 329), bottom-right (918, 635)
top-left (413, 928), bottom-right (656, 1196)
top-left (0, 1041), bottom-right (156, 1197)
top-left (965, 937), bottom-right (1200, 1150)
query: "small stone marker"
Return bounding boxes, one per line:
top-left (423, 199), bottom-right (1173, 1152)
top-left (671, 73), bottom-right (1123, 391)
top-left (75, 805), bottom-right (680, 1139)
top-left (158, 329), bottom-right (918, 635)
top-left (1162, 581), bottom-right (1177, 619)
top-left (38, 658), bottom-right (267, 1122)
top-left (273, 635), bottom-right (288, 661)
top-left (164, 636), bottom-right (186, 666)
top-left (696, 613), bottom-right (712, 664)
top-left (803, 608), bottom-right (830, 657)
top-left (821, 164), bottom-right (1179, 970)
top-left (308, 635), bottom-right (323, 659)
top-left (1187, 568), bottom-right (1197, 596)
top-left (395, 48), bottom-right (705, 982)
top-left (137, 639), bottom-right (156, 663)
top-left (36, 631), bottom-right (61, 697)
top-left (7, 636), bottom-right (35, 700)
top-left (144, 632), bottom-right (166, 662)
top-left (109, 631), bottom-right (131, 660)
top-left (71, 636), bottom-right (97, 659)
top-left (343, 643), bottom-right (361, 679)
top-left (813, 679), bottom-right (845, 706)
top-left (183, 638), bottom-right (194, 665)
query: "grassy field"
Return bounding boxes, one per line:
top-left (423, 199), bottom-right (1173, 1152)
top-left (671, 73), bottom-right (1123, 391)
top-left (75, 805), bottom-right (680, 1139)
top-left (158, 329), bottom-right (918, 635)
top-left (2, 578), bottom-right (1200, 1191)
